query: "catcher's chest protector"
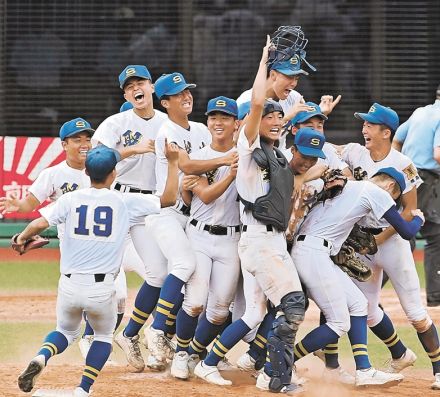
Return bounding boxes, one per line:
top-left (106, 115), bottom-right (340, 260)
top-left (240, 141), bottom-right (294, 231)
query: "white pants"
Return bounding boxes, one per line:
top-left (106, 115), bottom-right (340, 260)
top-left (239, 226), bottom-right (302, 330)
top-left (182, 222), bottom-right (240, 324)
top-left (56, 274), bottom-right (117, 344)
top-left (354, 233), bottom-right (428, 327)
top-left (144, 208), bottom-right (196, 284)
top-left (291, 235), bottom-right (368, 337)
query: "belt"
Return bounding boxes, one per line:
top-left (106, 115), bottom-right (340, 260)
top-left (175, 201), bottom-right (191, 216)
top-left (190, 219), bottom-right (240, 235)
top-left (65, 273), bottom-right (106, 282)
top-left (363, 227), bottom-right (384, 235)
top-left (114, 182), bottom-right (153, 194)
top-left (242, 224), bottom-right (273, 232)
top-left (297, 234), bottom-right (329, 247)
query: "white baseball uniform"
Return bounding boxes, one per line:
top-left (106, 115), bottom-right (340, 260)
top-left (341, 143), bottom-right (426, 326)
top-left (237, 88), bottom-right (302, 151)
top-left (144, 119), bottom-right (212, 285)
top-left (28, 160), bottom-right (90, 239)
top-left (182, 145), bottom-right (241, 324)
top-left (40, 188), bottom-right (160, 345)
top-left (291, 180), bottom-right (394, 335)
top-left (92, 109), bottom-right (168, 300)
top-left (235, 127), bottom-right (302, 330)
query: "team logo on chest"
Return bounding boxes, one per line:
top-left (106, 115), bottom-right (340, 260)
top-left (184, 140), bottom-right (192, 154)
top-left (60, 182), bottom-right (79, 194)
top-left (122, 130), bottom-right (142, 147)
top-left (206, 169), bottom-right (218, 185)
top-left (353, 166), bottom-right (368, 181)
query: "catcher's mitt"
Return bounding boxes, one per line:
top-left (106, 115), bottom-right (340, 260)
top-left (316, 169), bottom-right (347, 202)
top-left (11, 233), bottom-right (49, 255)
top-left (331, 244), bottom-right (372, 282)
top-left (346, 224), bottom-right (378, 255)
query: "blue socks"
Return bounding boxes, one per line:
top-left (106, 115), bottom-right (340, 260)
top-left (189, 315), bottom-right (223, 357)
top-left (79, 340), bottom-right (112, 392)
top-left (348, 315), bottom-right (371, 370)
top-left (294, 324), bottom-right (339, 362)
top-left (175, 309), bottom-right (199, 353)
top-left (370, 312), bottom-right (406, 359)
top-left (37, 331), bottom-right (68, 364)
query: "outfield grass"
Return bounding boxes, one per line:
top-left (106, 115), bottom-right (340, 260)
top-left (0, 261), bottom-right (143, 291)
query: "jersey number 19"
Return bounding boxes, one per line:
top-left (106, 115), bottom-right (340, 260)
top-left (74, 205), bottom-right (113, 237)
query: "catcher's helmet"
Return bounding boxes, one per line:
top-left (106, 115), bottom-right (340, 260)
top-left (268, 26), bottom-right (308, 65)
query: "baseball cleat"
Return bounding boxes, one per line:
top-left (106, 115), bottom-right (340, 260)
top-left (432, 373), bottom-right (440, 390)
top-left (323, 366), bottom-right (355, 385)
top-left (236, 352), bottom-right (256, 372)
top-left (194, 361), bottom-right (232, 386)
top-left (114, 332), bottom-right (145, 372)
top-left (170, 351), bottom-right (190, 380)
top-left (355, 367), bottom-right (404, 387)
top-left (217, 356), bottom-right (236, 371)
top-left (187, 353), bottom-right (200, 376)
top-left (146, 326), bottom-right (175, 363)
top-left (383, 348), bottom-right (417, 373)
top-left (73, 387), bottom-right (89, 396)
top-left (256, 371), bottom-right (304, 394)
top-left (78, 335), bottom-right (94, 360)
top-left (18, 355), bottom-right (46, 392)
top-left (146, 353), bottom-right (167, 371)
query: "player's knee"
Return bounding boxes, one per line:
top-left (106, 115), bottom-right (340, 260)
top-left (93, 334), bottom-right (113, 344)
top-left (242, 307), bottom-right (266, 330)
top-left (56, 327), bottom-right (81, 345)
top-left (411, 316), bottom-right (432, 333)
top-left (206, 306), bottom-right (230, 325)
top-left (349, 295), bottom-right (368, 317)
top-left (367, 308), bottom-right (383, 328)
top-left (184, 304), bottom-right (205, 318)
top-left (279, 291), bottom-right (306, 331)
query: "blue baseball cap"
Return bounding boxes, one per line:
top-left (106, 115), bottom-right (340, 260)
top-left (270, 54), bottom-right (309, 76)
top-left (291, 102), bottom-right (328, 126)
top-left (372, 167), bottom-right (406, 193)
top-left (59, 118), bottom-right (94, 140)
top-left (85, 146), bottom-right (121, 181)
top-left (120, 101), bottom-right (134, 113)
top-left (354, 103), bottom-right (399, 132)
top-left (294, 127), bottom-right (326, 159)
top-left (205, 96), bottom-right (238, 117)
top-left (119, 65), bottom-right (152, 89)
top-left (238, 101), bottom-right (251, 121)
top-left (154, 72), bottom-right (196, 100)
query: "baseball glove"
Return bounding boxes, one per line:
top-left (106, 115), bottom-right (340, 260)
top-left (346, 224), bottom-right (378, 255)
top-left (316, 169), bottom-right (348, 202)
top-left (331, 244), bottom-right (372, 282)
top-left (11, 233), bottom-right (49, 255)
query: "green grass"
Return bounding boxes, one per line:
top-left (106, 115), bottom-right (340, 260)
top-left (0, 261), bottom-right (143, 291)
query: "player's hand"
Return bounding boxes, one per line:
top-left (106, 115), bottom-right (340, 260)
top-left (261, 35), bottom-right (272, 65)
top-left (182, 175), bottom-right (200, 191)
top-left (319, 95), bottom-right (342, 116)
top-left (229, 157), bottom-right (238, 177)
top-left (292, 174), bottom-right (305, 201)
top-left (411, 209), bottom-right (425, 225)
top-left (0, 195), bottom-right (20, 214)
top-left (284, 100), bottom-right (315, 122)
top-left (222, 150), bottom-right (239, 167)
top-left (134, 138), bottom-right (155, 154)
top-left (164, 138), bottom-right (179, 163)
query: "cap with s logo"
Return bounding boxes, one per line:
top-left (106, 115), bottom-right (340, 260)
top-left (118, 65), bottom-right (152, 89)
top-left (59, 117), bottom-right (95, 140)
top-left (294, 127), bottom-right (326, 159)
top-left (154, 72), bottom-right (196, 99)
top-left (205, 96), bottom-right (238, 117)
top-left (354, 102), bottom-right (399, 132)
top-left (270, 54), bottom-right (309, 76)
top-left (290, 102), bottom-right (328, 126)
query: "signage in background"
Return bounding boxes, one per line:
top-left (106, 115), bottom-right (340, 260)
top-left (0, 137), bottom-right (65, 219)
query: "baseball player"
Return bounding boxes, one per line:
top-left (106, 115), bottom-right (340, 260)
top-left (0, 118), bottom-right (93, 217)
top-left (91, 65), bottom-right (169, 372)
top-left (143, 72), bottom-right (241, 371)
top-left (290, 167), bottom-right (424, 387)
top-left (169, 96), bottom-right (241, 380)
top-left (16, 143), bottom-right (180, 396)
top-left (335, 103), bottom-right (440, 390)
top-left (195, 38), bottom-right (323, 394)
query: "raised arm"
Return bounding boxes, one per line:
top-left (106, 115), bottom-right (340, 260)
top-left (0, 193), bottom-right (41, 215)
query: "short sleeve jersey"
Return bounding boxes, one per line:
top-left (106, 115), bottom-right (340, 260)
top-left (189, 145), bottom-right (240, 226)
top-left (92, 108), bottom-right (168, 190)
top-left (41, 188), bottom-right (160, 274)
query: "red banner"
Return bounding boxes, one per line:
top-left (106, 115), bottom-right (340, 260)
top-left (1, 137), bottom-right (65, 219)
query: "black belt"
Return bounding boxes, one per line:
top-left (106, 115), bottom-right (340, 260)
top-left (65, 274), bottom-right (106, 282)
top-left (178, 203), bottom-right (191, 216)
top-left (363, 227), bottom-right (384, 235)
top-left (242, 225), bottom-right (273, 232)
top-left (297, 234), bottom-right (329, 247)
top-left (190, 219), bottom-right (240, 235)
top-left (114, 182), bottom-right (153, 194)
